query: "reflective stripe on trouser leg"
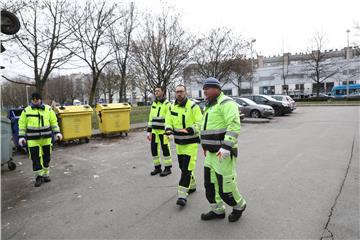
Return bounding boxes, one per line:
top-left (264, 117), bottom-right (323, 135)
top-left (28, 145), bottom-right (42, 177)
top-left (41, 145), bottom-right (51, 177)
top-left (215, 154), bottom-right (246, 208)
top-left (151, 134), bottom-right (160, 166)
top-left (177, 154), bottom-right (191, 199)
top-left (159, 134), bottom-right (172, 167)
top-left (204, 165), bottom-right (224, 213)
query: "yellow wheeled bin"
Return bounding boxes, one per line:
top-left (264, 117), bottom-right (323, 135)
top-left (54, 105), bottom-right (93, 142)
top-left (96, 103), bottom-right (131, 136)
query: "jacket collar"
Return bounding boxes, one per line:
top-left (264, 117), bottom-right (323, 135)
top-left (30, 102), bottom-right (45, 110)
top-left (155, 97), bottom-right (166, 104)
top-left (206, 92), bottom-right (222, 107)
top-left (175, 98), bottom-right (188, 107)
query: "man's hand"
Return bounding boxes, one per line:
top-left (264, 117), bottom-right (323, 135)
top-left (216, 148), bottom-right (230, 161)
top-left (18, 138), bottom-right (26, 147)
top-left (146, 132), bottom-right (152, 142)
top-left (203, 149), bottom-right (207, 157)
top-left (177, 129), bottom-right (188, 134)
top-left (55, 133), bottom-right (63, 141)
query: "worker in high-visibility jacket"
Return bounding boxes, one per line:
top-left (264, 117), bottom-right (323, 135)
top-left (147, 86), bottom-right (172, 177)
top-left (165, 84), bottom-right (203, 207)
top-left (200, 77), bottom-right (247, 222)
top-left (18, 92), bottom-right (62, 187)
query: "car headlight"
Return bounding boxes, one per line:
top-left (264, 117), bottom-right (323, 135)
top-left (282, 102), bottom-right (289, 107)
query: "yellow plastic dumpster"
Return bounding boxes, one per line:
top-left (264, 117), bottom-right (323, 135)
top-left (95, 103), bottom-right (131, 135)
top-left (54, 105), bottom-right (93, 142)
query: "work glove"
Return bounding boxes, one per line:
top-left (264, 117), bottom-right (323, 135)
top-left (216, 148), bottom-right (230, 161)
top-left (55, 133), bottom-right (63, 141)
top-left (146, 132), bottom-right (152, 142)
top-left (18, 138), bottom-right (26, 147)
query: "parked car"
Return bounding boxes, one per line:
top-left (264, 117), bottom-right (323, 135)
top-left (242, 95), bottom-right (291, 116)
top-left (234, 97), bottom-right (274, 118)
top-left (308, 93), bottom-right (334, 100)
top-left (271, 95), bottom-right (296, 111)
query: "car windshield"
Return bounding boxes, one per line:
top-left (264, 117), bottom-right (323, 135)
top-left (239, 97), bottom-right (257, 105)
top-left (271, 96), bottom-right (283, 101)
top-left (261, 95), bottom-right (278, 101)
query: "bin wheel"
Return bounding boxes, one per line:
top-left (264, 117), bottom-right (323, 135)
top-left (125, 132), bottom-right (128, 136)
top-left (8, 161), bottom-right (16, 171)
top-left (85, 138), bottom-right (90, 143)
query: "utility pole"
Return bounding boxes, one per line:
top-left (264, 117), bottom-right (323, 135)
top-left (250, 39), bottom-right (256, 94)
top-left (346, 29), bottom-right (350, 97)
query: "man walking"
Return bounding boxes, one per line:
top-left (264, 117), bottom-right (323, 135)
top-left (18, 92), bottom-right (62, 187)
top-left (165, 84), bottom-right (202, 206)
top-left (147, 86), bottom-right (173, 176)
top-left (200, 77), bottom-right (247, 222)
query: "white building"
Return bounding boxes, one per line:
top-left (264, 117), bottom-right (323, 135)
top-left (184, 47), bottom-right (360, 99)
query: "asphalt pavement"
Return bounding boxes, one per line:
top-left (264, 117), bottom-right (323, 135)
top-left (1, 106), bottom-right (359, 239)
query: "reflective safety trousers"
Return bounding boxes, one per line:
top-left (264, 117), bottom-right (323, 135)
top-left (204, 152), bottom-right (246, 213)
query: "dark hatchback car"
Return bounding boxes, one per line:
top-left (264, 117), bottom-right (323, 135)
top-left (242, 95), bottom-right (291, 116)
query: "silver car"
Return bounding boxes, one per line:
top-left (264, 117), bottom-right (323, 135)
top-left (234, 97), bottom-right (274, 118)
top-left (271, 95), bottom-right (296, 111)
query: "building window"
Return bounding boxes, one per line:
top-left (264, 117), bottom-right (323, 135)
top-left (295, 84), bottom-right (304, 90)
top-left (223, 89), bottom-right (232, 96)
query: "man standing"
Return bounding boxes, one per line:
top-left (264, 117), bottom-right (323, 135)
top-left (18, 92), bottom-right (62, 187)
top-left (147, 86), bottom-right (172, 176)
top-left (200, 77), bottom-right (247, 222)
top-left (165, 84), bottom-right (202, 207)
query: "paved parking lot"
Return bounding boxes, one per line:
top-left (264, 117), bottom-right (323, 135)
top-left (1, 106), bottom-right (359, 239)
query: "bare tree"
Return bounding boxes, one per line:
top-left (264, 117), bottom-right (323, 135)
top-left (97, 64), bottom-right (120, 103)
top-left (132, 10), bottom-right (196, 94)
top-left (66, 0), bottom-right (120, 105)
top-left (1, 81), bottom-right (36, 107)
top-left (7, 0), bottom-right (76, 94)
top-left (305, 33), bottom-right (338, 97)
top-left (229, 58), bottom-right (251, 96)
top-left (109, 2), bottom-right (136, 102)
top-left (193, 28), bottom-right (246, 85)
top-left (47, 75), bottom-right (75, 104)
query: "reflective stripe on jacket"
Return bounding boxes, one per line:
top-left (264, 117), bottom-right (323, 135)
top-left (147, 99), bottom-right (170, 133)
top-left (165, 99), bottom-right (203, 145)
top-left (18, 105), bottom-right (60, 140)
top-left (200, 92), bottom-right (240, 156)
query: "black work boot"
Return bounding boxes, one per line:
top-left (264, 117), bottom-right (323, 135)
top-left (188, 188), bottom-right (196, 194)
top-left (34, 176), bottom-right (43, 187)
top-left (43, 176), bottom-right (51, 183)
top-left (228, 204), bottom-right (246, 222)
top-left (201, 211), bottom-right (225, 220)
top-left (176, 198), bottom-right (187, 207)
top-left (160, 166), bottom-right (172, 177)
top-left (150, 166), bottom-right (162, 176)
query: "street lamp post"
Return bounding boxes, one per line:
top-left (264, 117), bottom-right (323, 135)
top-left (25, 85), bottom-right (30, 105)
top-left (250, 38), bottom-right (256, 94)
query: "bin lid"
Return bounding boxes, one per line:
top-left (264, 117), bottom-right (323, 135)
top-left (96, 103), bottom-right (131, 111)
top-left (55, 105), bottom-right (93, 114)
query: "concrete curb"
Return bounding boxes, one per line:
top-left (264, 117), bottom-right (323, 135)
top-left (297, 104), bottom-right (360, 107)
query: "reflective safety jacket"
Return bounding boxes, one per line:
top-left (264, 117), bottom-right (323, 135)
top-left (165, 98), bottom-right (203, 145)
top-left (19, 104), bottom-right (60, 140)
top-left (200, 92), bottom-right (240, 156)
top-left (147, 98), bottom-right (171, 134)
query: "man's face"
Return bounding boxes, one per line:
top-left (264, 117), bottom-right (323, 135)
top-left (203, 86), bottom-right (219, 101)
top-left (154, 88), bottom-right (164, 99)
top-left (31, 98), bottom-right (41, 105)
top-left (175, 86), bottom-right (186, 102)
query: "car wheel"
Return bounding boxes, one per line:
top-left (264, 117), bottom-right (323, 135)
top-left (250, 110), bottom-right (260, 118)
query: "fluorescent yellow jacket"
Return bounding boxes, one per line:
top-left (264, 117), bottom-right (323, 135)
top-left (200, 92), bottom-right (240, 156)
top-left (18, 104), bottom-right (60, 140)
top-left (147, 98), bottom-right (171, 134)
top-left (165, 98), bottom-right (203, 145)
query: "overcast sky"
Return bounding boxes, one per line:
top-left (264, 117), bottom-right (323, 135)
top-left (137, 0), bottom-right (360, 56)
top-left (1, 0), bottom-right (359, 79)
